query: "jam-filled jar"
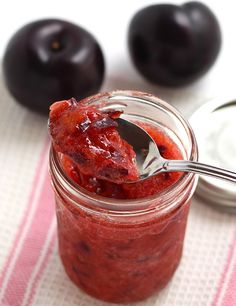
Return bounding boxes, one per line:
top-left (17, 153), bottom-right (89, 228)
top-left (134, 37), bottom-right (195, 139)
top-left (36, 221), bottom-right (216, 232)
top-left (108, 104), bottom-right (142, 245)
top-left (49, 90), bottom-right (198, 303)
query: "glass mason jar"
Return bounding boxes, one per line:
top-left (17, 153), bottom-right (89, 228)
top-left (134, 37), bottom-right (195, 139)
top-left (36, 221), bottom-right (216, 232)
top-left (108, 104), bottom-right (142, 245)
top-left (49, 90), bottom-right (198, 303)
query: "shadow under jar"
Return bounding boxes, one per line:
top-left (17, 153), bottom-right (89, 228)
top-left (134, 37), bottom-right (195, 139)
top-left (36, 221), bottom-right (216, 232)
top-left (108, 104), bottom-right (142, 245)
top-left (49, 90), bottom-right (198, 303)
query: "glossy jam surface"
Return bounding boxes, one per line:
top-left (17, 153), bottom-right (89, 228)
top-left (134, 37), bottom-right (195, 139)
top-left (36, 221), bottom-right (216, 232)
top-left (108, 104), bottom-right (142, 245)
top-left (49, 98), bottom-right (190, 303)
top-left (49, 98), bottom-right (138, 184)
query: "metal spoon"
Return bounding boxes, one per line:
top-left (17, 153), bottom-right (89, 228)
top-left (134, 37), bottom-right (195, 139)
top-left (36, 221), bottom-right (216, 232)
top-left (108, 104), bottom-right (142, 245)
top-left (116, 118), bottom-right (236, 183)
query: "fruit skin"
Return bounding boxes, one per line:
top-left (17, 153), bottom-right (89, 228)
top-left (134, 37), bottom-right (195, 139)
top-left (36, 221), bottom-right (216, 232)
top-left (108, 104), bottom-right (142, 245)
top-left (49, 98), bottom-right (139, 184)
top-left (128, 2), bottom-right (221, 86)
top-left (3, 19), bottom-right (105, 114)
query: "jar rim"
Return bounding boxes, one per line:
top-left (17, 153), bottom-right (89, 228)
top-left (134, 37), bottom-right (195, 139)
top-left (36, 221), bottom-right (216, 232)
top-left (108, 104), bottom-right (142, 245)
top-left (49, 90), bottom-right (198, 213)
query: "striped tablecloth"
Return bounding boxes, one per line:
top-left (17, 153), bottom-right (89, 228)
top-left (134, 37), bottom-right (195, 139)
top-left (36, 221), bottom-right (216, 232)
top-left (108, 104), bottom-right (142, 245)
top-left (0, 73), bottom-right (236, 306)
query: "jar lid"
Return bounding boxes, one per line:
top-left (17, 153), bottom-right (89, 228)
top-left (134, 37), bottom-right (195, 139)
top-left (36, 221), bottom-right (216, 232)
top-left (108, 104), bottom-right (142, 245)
top-left (189, 97), bottom-right (236, 212)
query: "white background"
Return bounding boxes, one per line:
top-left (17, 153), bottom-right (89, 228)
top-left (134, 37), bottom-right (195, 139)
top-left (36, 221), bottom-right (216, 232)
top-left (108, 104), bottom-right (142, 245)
top-left (0, 0), bottom-right (236, 118)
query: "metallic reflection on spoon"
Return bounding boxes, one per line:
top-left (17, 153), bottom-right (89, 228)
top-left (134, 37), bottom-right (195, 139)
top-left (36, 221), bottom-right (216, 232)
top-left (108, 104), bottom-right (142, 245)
top-left (116, 118), bottom-right (236, 183)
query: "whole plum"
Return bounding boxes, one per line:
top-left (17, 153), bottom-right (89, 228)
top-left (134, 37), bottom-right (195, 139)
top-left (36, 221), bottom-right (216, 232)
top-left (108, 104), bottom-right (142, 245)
top-left (3, 19), bottom-right (105, 113)
top-left (128, 2), bottom-right (221, 86)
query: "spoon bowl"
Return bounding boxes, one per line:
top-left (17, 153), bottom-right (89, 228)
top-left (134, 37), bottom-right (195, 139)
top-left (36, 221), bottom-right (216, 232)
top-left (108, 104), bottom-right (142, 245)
top-left (117, 117), bottom-right (236, 183)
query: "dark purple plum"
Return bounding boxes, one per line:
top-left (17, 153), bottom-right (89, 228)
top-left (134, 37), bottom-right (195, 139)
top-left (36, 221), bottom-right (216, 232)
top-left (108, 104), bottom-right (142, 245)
top-left (3, 19), bottom-right (105, 114)
top-left (128, 2), bottom-right (221, 86)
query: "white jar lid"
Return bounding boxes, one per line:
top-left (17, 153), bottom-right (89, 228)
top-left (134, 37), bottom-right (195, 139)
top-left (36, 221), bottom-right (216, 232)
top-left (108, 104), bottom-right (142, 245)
top-left (189, 97), bottom-right (236, 212)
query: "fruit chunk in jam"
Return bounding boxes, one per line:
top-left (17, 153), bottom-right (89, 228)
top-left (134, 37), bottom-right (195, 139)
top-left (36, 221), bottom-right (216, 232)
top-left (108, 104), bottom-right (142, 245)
top-left (49, 98), bottom-right (139, 184)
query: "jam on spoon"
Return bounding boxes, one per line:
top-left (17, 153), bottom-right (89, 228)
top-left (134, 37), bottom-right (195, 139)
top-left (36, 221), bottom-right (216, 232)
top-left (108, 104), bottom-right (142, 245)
top-left (49, 98), bottom-right (138, 184)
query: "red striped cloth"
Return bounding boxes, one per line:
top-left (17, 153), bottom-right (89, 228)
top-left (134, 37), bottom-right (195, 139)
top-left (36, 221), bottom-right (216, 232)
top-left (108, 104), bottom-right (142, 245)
top-left (212, 232), bottom-right (236, 306)
top-left (0, 139), bottom-right (56, 306)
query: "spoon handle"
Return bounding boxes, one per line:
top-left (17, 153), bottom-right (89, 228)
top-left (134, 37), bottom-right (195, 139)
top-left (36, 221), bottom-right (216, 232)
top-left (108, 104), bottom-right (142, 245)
top-left (164, 160), bottom-right (236, 183)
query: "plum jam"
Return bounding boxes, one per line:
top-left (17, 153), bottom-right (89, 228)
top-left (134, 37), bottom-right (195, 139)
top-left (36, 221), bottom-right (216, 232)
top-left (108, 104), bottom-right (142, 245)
top-left (49, 98), bottom-right (138, 184)
top-left (49, 91), bottom-right (198, 303)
